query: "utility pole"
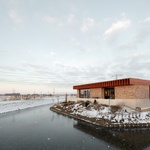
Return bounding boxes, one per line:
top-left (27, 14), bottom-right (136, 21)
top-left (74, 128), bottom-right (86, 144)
top-left (65, 93), bottom-right (67, 102)
top-left (112, 74), bottom-right (123, 80)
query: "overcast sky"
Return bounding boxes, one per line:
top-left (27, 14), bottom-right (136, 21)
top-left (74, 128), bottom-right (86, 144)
top-left (0, 0), bottom-right (150, 94)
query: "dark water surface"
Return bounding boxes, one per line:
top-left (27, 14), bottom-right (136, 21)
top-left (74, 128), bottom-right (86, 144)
top-left (0, 104), bottom-right (150, 150)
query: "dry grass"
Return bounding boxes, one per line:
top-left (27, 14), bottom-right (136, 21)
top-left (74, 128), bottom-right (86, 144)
top-left (111, 105), bottom-right (122, 113)
top-left (141, 108), bottom-right (150, 112)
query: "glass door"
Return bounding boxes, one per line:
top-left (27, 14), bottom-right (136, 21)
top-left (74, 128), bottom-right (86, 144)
top-left (104, 88), bottom-right (115, 99)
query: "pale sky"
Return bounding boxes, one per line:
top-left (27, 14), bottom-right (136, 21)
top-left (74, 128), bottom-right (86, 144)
top-left (0, 0), bottom-right (150, 94)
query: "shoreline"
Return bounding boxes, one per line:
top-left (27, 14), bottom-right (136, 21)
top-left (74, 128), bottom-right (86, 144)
top-left (0, 103), bottom-right (54, 116)
top-left (50, 107), bottom-right (103, 127)
top-left (0, 97), bottom-right (64, 116)
top-left (50, 103), bottom-right (150, 129)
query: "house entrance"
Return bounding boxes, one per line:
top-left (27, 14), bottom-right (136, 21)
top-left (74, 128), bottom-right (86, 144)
top-left (104, 88), bottom-right (115, 99)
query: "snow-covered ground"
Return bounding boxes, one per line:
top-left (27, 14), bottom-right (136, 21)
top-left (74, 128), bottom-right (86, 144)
top-left (72, 105), bottom-right (150, 124)
top-left (0, 96), bottom-right (65, 115)
top-left (56, 102), bottom-right (150, 124)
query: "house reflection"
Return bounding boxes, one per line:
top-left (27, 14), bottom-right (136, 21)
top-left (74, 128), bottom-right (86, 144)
top-left (73, 121), bottom-right (150, 150)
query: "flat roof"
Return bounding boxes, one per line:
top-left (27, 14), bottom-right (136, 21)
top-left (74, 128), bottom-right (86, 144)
top-left (73, 78), bottom-right (150, 90)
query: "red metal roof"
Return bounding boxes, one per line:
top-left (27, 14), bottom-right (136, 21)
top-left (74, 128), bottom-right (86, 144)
top-left (73, 78), bottom-right (150, 89)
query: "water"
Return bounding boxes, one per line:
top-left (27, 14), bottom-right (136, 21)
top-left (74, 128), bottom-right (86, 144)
top-left (0, 104), bottom-right (150, 150)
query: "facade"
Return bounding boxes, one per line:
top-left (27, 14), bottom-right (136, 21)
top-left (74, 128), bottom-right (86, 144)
top-left (73, 78), bottom-right (150, 100)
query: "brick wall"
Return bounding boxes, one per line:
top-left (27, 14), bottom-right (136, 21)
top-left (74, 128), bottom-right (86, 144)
top-left (90, 88), bottom-right (104, 98)
top-left (115, 85), bottom-right (150, 99)
top-left (115, 85), bottom-right (135, 99)
top-left (76, 85), bottom-right (150, 99)
top-left (135, 85), bottom-right (149, 99)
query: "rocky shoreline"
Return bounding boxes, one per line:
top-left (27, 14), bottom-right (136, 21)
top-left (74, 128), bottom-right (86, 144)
top-left (50, 101), bottom-right (150, 129)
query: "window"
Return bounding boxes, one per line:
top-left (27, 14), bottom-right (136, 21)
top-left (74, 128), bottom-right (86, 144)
top-left (80, 89), bottom-right (90, 98)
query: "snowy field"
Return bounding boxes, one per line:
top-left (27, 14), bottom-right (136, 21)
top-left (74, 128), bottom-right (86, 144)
top-left (0, 96), bottom-right (65, 115)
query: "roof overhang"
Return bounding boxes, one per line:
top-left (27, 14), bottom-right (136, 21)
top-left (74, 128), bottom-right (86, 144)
top-left (73, 78), bottom-right (150, 90)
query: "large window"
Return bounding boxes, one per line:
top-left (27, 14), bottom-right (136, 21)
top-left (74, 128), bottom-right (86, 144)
top-left (104, 88), bottom-right (115, 99)
top-left (80, 89), bottom-right (90, 98)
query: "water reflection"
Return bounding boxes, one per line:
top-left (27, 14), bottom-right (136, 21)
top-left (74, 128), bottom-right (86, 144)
top-left (74, 121), bottom-right (150, 150)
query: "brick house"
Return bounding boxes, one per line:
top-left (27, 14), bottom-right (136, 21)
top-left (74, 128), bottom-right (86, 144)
top-left (72, 78), bottom-right (150, 109)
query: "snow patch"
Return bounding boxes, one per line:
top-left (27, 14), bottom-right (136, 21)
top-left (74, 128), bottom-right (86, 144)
top-left (0, 97), bottom-right (65, 115)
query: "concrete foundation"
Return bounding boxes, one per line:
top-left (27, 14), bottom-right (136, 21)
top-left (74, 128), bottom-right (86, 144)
top-left (68, 97), bottom-right (150, 110)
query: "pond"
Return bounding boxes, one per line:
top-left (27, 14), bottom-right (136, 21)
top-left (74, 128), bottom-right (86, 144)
top-left (0, 104), bottom-right (150, 150)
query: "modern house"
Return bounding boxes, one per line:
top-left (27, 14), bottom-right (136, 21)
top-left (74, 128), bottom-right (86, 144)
top-left (70, 78), bottom-right (150, 109)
